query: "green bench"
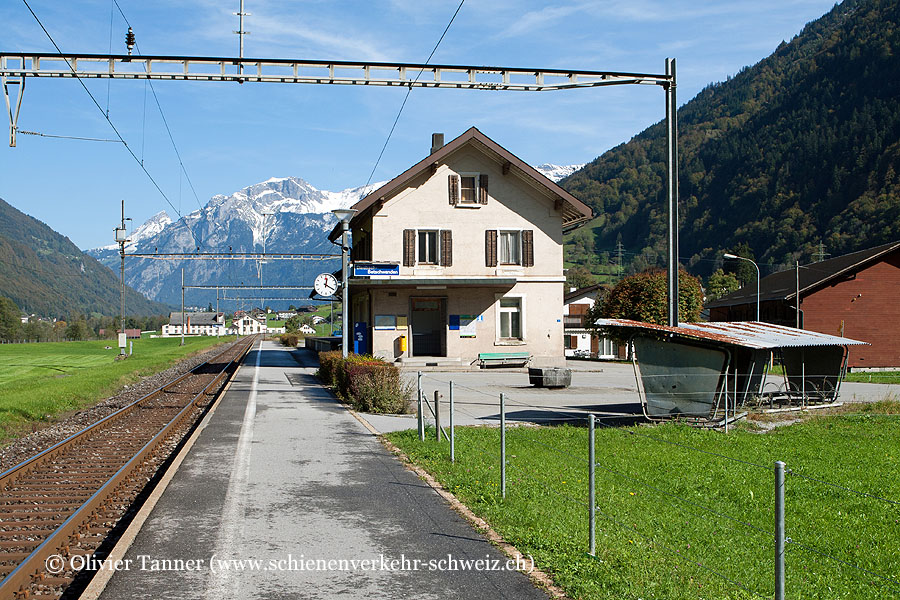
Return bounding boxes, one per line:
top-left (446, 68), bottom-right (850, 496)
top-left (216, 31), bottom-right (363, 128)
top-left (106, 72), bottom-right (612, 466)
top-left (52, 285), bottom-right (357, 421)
top-left (478, 351), bottom-right (531, 368)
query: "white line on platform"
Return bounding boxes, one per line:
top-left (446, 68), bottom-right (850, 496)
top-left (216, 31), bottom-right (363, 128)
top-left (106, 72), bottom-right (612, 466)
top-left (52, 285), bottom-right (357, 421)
top-left (204, 340), bottom-right (261, 599)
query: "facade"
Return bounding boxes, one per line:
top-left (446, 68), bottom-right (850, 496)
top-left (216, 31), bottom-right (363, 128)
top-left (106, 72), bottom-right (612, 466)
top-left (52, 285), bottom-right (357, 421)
top-left (331, 127), bottom-right (592, 367)
top-left (707, 241), bottom-right (900, 368)
top-left (162, 312), bottom-right (227, 337)
top-left (231, 315), bottom-right (267, 336)
top-left (563, 285), bottom-right (624, 359)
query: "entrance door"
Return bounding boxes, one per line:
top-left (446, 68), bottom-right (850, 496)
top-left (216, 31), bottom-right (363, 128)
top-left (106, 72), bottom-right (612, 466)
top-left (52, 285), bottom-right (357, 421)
top-left (410, 298), bottom-right (445, 357)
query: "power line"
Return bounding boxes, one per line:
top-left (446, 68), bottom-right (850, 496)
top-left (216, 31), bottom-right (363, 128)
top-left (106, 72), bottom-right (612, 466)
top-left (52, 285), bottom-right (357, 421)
top-left (20, 0), bottom-right (200, 250)
top-left (363, 0), bottom-right (465, 189)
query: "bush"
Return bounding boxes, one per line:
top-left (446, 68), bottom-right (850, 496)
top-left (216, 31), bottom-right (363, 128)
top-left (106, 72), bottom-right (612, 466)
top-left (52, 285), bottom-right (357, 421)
top-left (279, 333), bottom-right (300, 347)
top-left (317, 350), bottom-right (342, 386)
top-left (316, 352), bottom-right (411, 414)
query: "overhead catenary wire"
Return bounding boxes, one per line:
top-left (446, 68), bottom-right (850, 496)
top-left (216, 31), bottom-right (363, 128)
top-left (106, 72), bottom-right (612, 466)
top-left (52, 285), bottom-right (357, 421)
top-left (363, 0), bottom-right (465, 189)
top-left (18, 130), bottom-right (122, 143)
top-left (20, 0), bottom-right (200, 251)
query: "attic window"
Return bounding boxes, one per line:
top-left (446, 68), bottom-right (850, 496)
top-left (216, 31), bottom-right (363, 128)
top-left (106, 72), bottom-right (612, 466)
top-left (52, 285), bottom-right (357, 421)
top-left (460, 175), bottom-right (477, 203)
top-left (449, 173), bottom-right (488, 205)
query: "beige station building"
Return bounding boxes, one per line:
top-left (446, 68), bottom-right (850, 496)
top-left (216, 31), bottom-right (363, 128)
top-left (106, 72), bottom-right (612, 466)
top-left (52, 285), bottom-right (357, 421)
top-left (330, 127), bottom-right (592, 368)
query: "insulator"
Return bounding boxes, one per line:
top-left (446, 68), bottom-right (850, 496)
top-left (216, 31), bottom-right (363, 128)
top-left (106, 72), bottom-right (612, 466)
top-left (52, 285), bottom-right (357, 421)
top-left (125, 27), bottom-right (136, 55)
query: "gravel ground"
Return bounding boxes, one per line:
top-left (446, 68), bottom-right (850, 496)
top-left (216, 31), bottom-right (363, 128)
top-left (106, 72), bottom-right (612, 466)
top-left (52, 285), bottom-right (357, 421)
top-left (0, 338), bottom-right (243, 472)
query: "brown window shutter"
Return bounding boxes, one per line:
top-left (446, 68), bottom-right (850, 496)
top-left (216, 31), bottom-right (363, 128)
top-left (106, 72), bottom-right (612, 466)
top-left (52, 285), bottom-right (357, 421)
top-left (448, 174), bottom-right (459, 205)
top-left (403, 229), bottom-right (415, 266)
top-left (440, 230), bottom-right (453, 267)
top-left (522, 229), bottom-right (534, 267)
top-left (479, 174), bottom-right (489, 204)
top-left (485, 230), bottom-right (497, 267)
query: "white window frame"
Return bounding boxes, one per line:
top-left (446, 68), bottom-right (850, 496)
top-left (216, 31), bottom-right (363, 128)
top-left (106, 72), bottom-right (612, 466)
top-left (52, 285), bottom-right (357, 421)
top-left (495, 293), bottom-right (526, 343)
top-left (416, 229), bottom-right (440, 265)
top-left (454, 172), bottom-right (481, 205)
top-left (498, 229), bottom-right (522, 265)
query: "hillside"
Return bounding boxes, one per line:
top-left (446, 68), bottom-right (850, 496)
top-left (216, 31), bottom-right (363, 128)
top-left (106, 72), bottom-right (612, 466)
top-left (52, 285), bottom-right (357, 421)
top-left (562, 0), bottom-right (900, 279)
top-left (0, 197), bottom-right (171, 317)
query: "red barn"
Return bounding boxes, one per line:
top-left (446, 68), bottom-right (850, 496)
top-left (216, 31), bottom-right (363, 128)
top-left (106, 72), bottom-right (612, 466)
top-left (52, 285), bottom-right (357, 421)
top-left (707, 241), bottom-right (900, 369)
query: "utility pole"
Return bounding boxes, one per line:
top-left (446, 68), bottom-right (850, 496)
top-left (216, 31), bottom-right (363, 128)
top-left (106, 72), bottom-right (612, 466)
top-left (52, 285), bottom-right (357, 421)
top-left (181, 267), bottom-right (185, 346)
top-left (665, 58), bottom-right (679, 327)
top-left (796, 261), bottom-right (801, 329)
top-left (813, 241), bottom-right (829, 263)
top-left (615, 240), bottom-right (624, 281)
top-left (114, 200), bottom-right (130, 357)
top-left (234, 0), bottom-right (250, 77)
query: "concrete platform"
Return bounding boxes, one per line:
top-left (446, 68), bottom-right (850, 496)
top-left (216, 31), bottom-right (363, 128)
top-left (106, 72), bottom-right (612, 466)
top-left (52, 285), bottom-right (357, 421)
top-left (97, 340), bottom-right (547, 600)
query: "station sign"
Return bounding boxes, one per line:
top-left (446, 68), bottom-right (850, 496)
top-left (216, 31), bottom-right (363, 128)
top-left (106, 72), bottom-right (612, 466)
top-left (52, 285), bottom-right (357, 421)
top-left (353, 263), bottom-right (400, 277)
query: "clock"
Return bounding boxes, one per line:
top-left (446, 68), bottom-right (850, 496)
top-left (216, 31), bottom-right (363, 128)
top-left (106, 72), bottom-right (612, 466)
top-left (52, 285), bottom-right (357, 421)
top-left (314, 273), bottom-right (338, 297)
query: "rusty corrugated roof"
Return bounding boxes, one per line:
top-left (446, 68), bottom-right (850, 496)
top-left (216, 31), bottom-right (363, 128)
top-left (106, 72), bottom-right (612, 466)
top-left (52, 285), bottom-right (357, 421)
top-left (595, 319), bottom-right (868, 349)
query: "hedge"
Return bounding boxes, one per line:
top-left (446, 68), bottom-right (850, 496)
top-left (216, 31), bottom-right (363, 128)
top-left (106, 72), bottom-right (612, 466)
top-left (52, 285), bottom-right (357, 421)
top-left (316, 351), bottom-right (412, 414)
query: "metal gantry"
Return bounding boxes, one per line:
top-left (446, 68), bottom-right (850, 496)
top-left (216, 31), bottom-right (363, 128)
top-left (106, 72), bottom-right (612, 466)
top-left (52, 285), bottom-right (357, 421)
top-left (1, 51), bottom-right (681, 324)
top-left (124, 252), bottom-right (339, 261)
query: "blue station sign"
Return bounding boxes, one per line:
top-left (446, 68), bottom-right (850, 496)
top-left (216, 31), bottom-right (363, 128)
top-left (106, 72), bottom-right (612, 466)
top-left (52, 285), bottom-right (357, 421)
top-left (353, 263), bottom-right (400, 277)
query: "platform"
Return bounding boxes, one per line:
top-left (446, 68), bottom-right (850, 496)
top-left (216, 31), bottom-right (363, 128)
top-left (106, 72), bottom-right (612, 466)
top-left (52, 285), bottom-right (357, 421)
top-left (95, 340), bottom-right (547, 599)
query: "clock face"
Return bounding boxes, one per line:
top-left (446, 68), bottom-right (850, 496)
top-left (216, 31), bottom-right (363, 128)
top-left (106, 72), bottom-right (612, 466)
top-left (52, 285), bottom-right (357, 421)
top-left (314, 273), bottom-right (338, 297)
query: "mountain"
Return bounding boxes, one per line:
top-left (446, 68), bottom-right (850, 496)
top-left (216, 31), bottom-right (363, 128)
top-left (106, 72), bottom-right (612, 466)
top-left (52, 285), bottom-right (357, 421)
top-left (561, 0), bottom-right (900, 280)
top-left (0, 197), bottom-right (171, 317)
top-left (88, 177), bottom-right (386, 308)
top-left (90, 163), bottom-right (586, 309)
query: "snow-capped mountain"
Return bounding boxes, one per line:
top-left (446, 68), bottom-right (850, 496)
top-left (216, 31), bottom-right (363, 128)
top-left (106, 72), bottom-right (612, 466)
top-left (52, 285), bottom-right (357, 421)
top-left (88, 165), bottom-right (584, 308)
top-left (534, 163), bottom-right (585, 182)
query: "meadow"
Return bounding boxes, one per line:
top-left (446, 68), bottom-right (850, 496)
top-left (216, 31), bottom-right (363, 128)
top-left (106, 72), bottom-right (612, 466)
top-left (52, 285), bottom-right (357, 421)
top-left (389, 403), bottom-right (900, 599)
top-left (0, 336), bottom-right (234, 440)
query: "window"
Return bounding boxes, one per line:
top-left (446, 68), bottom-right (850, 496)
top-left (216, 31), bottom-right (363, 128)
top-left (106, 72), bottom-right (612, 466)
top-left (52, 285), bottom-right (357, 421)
top-left (417, 230), bottom-right (438, 264)
top-left (449, 173), bottom-right (488, 205)
top-left (498, 297), bottom-right (522, 339)
top-left (499, 231), bottom-right (521, 265)
top-left (460, 175), bottom-right (477, 203)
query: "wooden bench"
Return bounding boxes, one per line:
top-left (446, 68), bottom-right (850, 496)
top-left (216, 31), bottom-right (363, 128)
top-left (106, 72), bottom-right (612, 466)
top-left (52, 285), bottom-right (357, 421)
top-left (478, 352), bottom-right (531, 368)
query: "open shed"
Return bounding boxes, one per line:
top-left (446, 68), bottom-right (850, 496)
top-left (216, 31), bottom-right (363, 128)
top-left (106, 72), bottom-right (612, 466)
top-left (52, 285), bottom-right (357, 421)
top-left (596, 320), bottom-right (868, 421)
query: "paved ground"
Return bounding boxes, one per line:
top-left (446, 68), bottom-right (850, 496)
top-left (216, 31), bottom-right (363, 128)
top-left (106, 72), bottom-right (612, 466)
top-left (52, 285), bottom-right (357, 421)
top-left (98, 341), bottom-right (548, 600)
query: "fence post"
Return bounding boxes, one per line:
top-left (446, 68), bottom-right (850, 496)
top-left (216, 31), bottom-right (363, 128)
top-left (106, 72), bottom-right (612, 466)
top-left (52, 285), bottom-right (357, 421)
top-left (434, 390), bottom-right (441, 442)
top-left (417, 371), bottom-right (424, 441)
top-left (500, 392), bottom-right (506, 499)
top-left (589, 413), bottom-right (596, 556)
top-left (775, 460), bottom-right (786, 600)
top-left (449, 381), bottom-right (455, 463)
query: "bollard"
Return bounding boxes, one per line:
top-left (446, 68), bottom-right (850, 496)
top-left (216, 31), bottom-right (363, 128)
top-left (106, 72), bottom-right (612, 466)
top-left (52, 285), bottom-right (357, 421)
top-left (589, 414), bottom-right (596, 556)
top-left (450, 381), bottom-right (455, 463)
top-left (417, 372), bottom-right (424, 441)
top-left (434, 390), bottom-right (441, 442)
top-left (775, 460), bottom-right (786, 600)
top-left (500, 392), bottom-right (506, 499)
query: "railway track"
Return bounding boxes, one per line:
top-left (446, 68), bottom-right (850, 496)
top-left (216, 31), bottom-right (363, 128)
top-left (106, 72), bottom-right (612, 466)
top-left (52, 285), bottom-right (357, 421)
top-left (0, 335), bottom-right (257, 599)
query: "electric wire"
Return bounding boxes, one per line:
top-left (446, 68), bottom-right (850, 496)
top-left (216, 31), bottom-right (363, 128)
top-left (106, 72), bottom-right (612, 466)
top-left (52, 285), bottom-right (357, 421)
top-left (363, 0), bottom-right (465, 189)
top-left (18, 130), bottom-right (122, 143)
top-left (20, 0), bottom-right (200, 250)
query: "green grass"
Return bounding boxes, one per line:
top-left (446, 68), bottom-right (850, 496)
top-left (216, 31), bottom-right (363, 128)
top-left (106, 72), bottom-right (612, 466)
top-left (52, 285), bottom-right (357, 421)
top-left (388, 411), bottom-right (900, 599)
top-left (844, 371), bottom-right (900, 384)
top-left (0, 336), bottom-right (235, 441)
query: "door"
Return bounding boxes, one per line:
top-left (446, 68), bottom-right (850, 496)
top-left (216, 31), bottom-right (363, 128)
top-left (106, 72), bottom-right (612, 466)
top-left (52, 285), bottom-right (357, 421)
top-left (410, 298), bottom-right (446, 357)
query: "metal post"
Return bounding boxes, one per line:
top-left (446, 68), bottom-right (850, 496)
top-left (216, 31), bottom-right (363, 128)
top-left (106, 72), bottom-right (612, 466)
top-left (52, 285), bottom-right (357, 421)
top-left (500, 392), bottom-right (506, 499)
top-left (795, 261), bottom-right (800, 329)
top-left (119, 200), bottom-right (126, 356)
top-left (724, 367), bottom-right (729, 433)
top-left (180, 267), bottom-right (185, 346)
top-left (449, 381), bottom-right (455, 463)
top-left (755, 260), bottom-right (761, 322)
top-left (417, 371), bottom-right (424, 441)
top-left (775, 460), bottom-right (786, 600)
top-left (589, 414), bottom-right (596, 556)
top-left (341, 221), bottom-right (350, 358)
top-left (665, 57), bottom-right (679, 327)
top-left (434, 390), bottom-right (440, 442)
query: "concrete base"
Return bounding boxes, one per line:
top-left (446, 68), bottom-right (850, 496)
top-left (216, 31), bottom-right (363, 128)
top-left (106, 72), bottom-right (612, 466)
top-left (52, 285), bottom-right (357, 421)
top-left (528, 367), bottom-right (572, 388)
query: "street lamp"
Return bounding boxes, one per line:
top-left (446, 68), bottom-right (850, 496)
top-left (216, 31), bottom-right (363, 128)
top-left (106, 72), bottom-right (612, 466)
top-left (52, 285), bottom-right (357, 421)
top-left (723, 253), bottom-right (760, 322)
top-left (332, 208), bottom-right (357, 357)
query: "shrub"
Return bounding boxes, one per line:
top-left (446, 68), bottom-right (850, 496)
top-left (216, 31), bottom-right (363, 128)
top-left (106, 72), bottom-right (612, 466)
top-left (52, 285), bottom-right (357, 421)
top-left (279, 333), bottom-right (300, 347)
top-left (350, 365), bottom-right (413, 414)
top-left (317, 350), bottom-right (343, 386)
top-left (336, 354), bottom-right (381, 399)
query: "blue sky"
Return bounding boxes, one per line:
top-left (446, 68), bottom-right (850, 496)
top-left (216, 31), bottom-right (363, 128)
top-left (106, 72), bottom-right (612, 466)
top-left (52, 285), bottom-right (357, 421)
top-left (1, 0), bottom-right (838, 249)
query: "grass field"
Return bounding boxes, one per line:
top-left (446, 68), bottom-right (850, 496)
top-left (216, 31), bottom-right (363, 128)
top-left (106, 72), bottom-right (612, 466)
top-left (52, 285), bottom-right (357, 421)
top-left (0, 336), bottom-right (235, 441)
top-left (845, 371), bottom-right (900, 384)
top-left (388, 403), bottom-right (900, 599)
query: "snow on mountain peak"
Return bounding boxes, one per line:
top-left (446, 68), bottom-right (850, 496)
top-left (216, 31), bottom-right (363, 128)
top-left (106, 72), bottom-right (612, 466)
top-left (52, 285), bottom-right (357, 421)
top-left (534, 163), bottom-right (585, 182)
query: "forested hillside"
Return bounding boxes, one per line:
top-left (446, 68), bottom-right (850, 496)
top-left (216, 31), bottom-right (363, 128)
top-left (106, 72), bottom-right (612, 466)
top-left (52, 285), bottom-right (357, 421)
top-left (563, 0), bottom-right (900, 279)
top-left (0, 197), bottom-right (171, 317)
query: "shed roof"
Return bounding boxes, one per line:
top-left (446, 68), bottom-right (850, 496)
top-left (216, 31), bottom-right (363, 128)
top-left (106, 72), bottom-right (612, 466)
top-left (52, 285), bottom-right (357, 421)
top-left (596, 319), bottom-right (867, 349)
top-left (707, 240), bottom-right (900, 308)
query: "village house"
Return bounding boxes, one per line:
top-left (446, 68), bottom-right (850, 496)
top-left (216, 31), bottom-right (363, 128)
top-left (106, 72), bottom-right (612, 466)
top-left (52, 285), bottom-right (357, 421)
top-left (563, 284), bottom-right (625, 360)
top-left (328, 127), bottom-right (592, 367)
top-left (162, 312), bottom-right (227, 337)
top-left (230, 314), bottom-right (268, 336)
top-left (707, 240), bottom-right (900, 368)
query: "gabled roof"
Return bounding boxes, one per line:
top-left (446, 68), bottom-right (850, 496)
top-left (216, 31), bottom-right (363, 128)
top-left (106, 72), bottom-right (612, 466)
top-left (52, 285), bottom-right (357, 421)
top-left (168, 312), bottom-right (224, 326)
top-left (707, 240), bottom-right (900, 308)
top-left (564, 283), bottom-right (605, 304)
top-left (335, 126), bottom-right (592, 239)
